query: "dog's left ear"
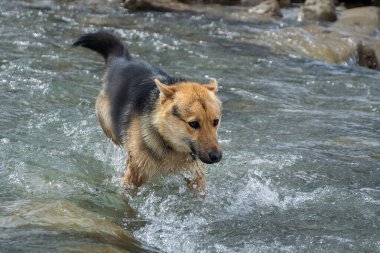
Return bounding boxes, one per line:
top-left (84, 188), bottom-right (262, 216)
top-left (204, 78), bottom-right (218, 93)
top-left (154, 79), bottom-right (175, 98)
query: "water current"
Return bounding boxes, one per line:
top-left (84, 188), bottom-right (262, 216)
top-left (0, 1), bottom-right (379, 252)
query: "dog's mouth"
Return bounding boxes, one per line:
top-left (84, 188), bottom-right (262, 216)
top-left (189, 142), bottom-right (198, 161)
top-left (196, 151), bottom-right (222, 164)
top-left (187, 139), bottom-right (222, 164)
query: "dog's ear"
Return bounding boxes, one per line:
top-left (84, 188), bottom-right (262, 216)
top-left (154, 79), bottom-right (175, 98)
top-left (204, 78), bottom-right (218, 93)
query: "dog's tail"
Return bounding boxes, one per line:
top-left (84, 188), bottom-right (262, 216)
top-left (72, 32), bottom-right (132, 62)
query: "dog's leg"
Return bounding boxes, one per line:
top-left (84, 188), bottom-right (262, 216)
top-left (122, 155), bottom-right (145, 187)
top-left (186, 173), bottom-right (206, 192)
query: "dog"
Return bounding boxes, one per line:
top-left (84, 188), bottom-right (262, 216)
top-left (73, 32), bottom-right (222, 190)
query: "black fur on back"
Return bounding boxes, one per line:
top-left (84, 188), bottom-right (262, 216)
top-left (73, 32), bottom-right (187, 141)
top-left (107, 59), bottom-right (186, 140)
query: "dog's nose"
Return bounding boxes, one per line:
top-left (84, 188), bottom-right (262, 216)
top-left (209, 150), bottom-right (222, 163)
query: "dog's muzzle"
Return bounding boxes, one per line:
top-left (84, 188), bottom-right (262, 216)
top-left (187, 138), bottom-right (222, 164)
top-left (198, 150), bottom-right (223, 164)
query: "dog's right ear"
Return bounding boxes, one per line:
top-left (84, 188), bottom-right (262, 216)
top-left (204, 78), bottom-right (218, 93)
top-left (154, 79), bottom-right (175, 98)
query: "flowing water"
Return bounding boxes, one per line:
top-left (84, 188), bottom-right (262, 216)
top-left (1, 1), bottom-right (380, 252)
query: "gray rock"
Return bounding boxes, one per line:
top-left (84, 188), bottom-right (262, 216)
top-left (248, 0), bottom-right (282, 17)
top-left (298, 0), bottom-right (337, 22)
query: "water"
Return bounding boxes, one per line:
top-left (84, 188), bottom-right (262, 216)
top-left (1, 1), bottom-right (380, 252)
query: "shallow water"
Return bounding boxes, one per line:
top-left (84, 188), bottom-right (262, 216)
top-left (1, 1), bottom-right (380, 252)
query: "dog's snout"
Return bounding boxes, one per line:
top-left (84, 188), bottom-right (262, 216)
top-left (209, 150), bottom-right (222, 163)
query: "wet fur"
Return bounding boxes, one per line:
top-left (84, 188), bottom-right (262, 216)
top-left (73, 32), bottom-right (222, 189)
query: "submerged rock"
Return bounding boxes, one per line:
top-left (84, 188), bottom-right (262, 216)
top-left (0, 200), bottom-right (154, 252)
top-left (298, 0), bottom-right (337, 22)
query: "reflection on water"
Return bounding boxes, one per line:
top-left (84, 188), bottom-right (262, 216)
top-left (1, 1), bottom-right (380, 252)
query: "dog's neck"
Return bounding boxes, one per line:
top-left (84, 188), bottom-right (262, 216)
top-left (140, 115), bottom-right (195, 162)
top-left (141, 121), bottom-right (170, 159)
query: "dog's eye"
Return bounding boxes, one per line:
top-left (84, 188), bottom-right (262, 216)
top-left (188, 121), bottom-right (200, 129)
top-left (213, 119), bottom-right (219, 127)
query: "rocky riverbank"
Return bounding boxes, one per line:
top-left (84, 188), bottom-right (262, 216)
top-left (21, 0), bottom-right (380, 70)
top-left (119, 0), bottom-right (380, 70)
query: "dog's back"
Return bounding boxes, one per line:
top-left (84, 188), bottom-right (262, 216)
top-left (73, 32), bottom-right (183, 142)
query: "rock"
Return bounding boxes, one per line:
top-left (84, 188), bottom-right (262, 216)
top-left (368, 41), bottom-right (380, 69)
top-left (278, 0), bottom-right (291, 8)
top-left (253, 14), bottom-right (380, 71)
top-left (332, 6), bottom-right (380, 70)
top-left (122, 0), bottom-right (192, 12)
top-left (121, 0), bottom-right (283, 21)
top-left (343, 0), bottom-right (373, 9)
top-left (201, 0), bottom-right (240, 5)
top-left (334, 6), bottom-right (380, 34)
top-left (121, 0), bottom-right (230, 13)
top-left (241, 0), bottom-right (265, 6)
top-left (248, 0), bottom-right (282, 17)
top-left (298, 0), bottom-right (337, 22)
top-left (1, 200), bottom-right (148, 252)
top-left (253, 25), bottom-right (358, 63)
top-left (331, 6), bottom-right (380, 70)
top-left (357, 43), bottom-right (379, 70)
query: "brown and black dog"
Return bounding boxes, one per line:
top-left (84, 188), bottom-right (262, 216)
top-left (73, 32), bottom-right (222, 190)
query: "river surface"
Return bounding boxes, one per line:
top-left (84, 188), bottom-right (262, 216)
top-left (1, 1), bottom-right (380, 252)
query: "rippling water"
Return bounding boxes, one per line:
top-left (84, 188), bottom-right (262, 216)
top-left (1, 1), bottom-right (379, 252)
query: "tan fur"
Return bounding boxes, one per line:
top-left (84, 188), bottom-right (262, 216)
top-left (122, 114), bottom-right (205, 188)
top-left (96, 78), bottom-right (221, 190)
top-left (95, 90), bottom-right (120, 145)
top-left (152, 80), bottom-right (222, 163)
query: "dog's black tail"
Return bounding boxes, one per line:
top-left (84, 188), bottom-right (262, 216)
top-left (72, 32), bottom-right (132, 62)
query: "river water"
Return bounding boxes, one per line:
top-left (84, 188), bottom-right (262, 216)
top-left (1, 1), bottom-right (379, 252)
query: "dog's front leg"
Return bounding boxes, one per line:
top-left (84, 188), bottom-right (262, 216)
top-left (186, 174), bottom-right (206, 192)
top-left (122, 155), bottom-right (145, 187)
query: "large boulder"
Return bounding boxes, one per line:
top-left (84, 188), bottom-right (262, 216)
top-left (298, 0), bottom-right (337, 22)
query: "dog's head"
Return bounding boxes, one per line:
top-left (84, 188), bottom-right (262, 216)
top-left (153, 79), bottom-right (222, 164)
